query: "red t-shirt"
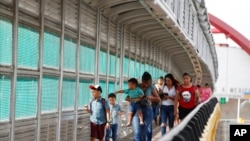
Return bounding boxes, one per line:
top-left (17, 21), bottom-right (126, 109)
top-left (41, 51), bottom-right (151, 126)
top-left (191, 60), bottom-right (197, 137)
top-left (178, 85), bottom-right (197, 109)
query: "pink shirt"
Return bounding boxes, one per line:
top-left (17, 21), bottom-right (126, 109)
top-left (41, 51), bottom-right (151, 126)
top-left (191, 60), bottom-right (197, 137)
top-left (200, 87), bottom-right (212, 102)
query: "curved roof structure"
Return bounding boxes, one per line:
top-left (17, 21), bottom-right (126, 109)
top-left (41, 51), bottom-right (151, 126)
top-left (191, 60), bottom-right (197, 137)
top-left (209, 13), bottom-right (250, 54)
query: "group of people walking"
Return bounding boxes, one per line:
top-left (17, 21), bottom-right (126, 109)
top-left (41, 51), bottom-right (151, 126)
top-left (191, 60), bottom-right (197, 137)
top-left (84, 71), bottom-right (212, 141)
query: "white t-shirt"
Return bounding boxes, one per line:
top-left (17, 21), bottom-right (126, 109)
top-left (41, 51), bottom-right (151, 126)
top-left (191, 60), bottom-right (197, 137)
top-left (154, 84), bottom-right (163, 92)
top-left (161, 86), bottom-right (176, 106)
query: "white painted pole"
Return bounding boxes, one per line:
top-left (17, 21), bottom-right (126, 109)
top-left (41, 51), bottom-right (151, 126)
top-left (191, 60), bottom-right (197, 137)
top-left (237, 98), bottom-right (240, 123)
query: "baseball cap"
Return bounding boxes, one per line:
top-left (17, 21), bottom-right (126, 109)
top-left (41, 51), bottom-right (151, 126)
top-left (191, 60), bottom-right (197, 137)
top-left (89, 85), bottom-right (102, 93)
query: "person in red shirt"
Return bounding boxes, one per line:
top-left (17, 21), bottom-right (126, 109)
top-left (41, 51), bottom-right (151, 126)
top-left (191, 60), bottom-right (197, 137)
top-left (174, 72), bottom-right (200, 121)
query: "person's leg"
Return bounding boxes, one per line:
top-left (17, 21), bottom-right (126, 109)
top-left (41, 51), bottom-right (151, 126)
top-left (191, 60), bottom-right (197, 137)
top-left (111, 124), bottom-right (118, 141)
top-left (127, 102), bottom-right (135, 126)
top-left (135, 102), bottom-right (143, 125)
top-left (98, 123), bottom-right (106, 141)
top-left (105, 125), bottom-right (111, 141)
top-left (141, 106), bottom-right (153, 141)
top-left (132, 115), bottom-right (141, 141)
top-left (90, 122), bottom-right (98, 141)
top-left (167, 105), bottom-right (175, 130)
top-left (160, 105), bottom-right (167, 135)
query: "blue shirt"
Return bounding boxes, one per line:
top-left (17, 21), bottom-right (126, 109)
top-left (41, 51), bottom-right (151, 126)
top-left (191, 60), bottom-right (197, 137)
top-left (89, 98), bottom-right (110, 124)
top-left (144, 84), bottom-right (154, 96)
top-left (110, 104), bottom-right (122, 124)
top-left (124, 87), bottom-right (144, 98)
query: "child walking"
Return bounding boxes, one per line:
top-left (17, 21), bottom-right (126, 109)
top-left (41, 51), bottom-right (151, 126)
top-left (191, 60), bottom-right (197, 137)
top-left (114, 78), bottom-right (144, 126)
top-left (105, 93), bottom-right (124, 141)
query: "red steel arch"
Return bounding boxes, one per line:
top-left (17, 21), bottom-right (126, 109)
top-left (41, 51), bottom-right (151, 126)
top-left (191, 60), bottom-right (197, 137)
top-left (208, 13), bottom-right (250, 55)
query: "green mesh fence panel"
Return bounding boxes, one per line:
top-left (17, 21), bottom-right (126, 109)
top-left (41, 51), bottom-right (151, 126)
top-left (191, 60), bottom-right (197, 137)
top-left (135, 61), bottom-right (140, 79)
top-left (99, 51), bottom-right (107, 75)
top-left (78, 80), bottom-right (93, 108)
top-left (123, 57), bottom-right (129, 77)
top-left (0, 75), bottom-right (10, 121)
top-left (129, 59), bottom-right (135, 77)
top-left (64, 39), bottom-right (76, 71)
top-left (80, 45), bottom-right (95, 73)
top-left (41, 76), bottom-right (58, 113)
top-left (43, 31), bottom-right (60, 68)
top-left (18, 25), bottom-right (39, 68)
top-left (109, 54), bottom-right (116, 76)
top-left (108, 82), bottom-right (115, 94)
top-left (116, 57), bottom-right (120, 78)
top-left (144, 64), bottom-right (149, 72)
top-left (122, 82), bottom-right (128, 100)
top-left (0, 18), bottom-right (12, 65)
top-left (62, 79), bottom-right (76, 110)
top-left (141, 63), bottom-right (145, 75)
top-left (16, 77), bottom-right (37, 119)
top-left (99, 81), bottom-right (107, 98)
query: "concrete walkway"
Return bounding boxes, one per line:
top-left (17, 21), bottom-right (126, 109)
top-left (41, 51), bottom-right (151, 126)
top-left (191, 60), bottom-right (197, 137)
top-left (119, 124), bottom-right (162, 141)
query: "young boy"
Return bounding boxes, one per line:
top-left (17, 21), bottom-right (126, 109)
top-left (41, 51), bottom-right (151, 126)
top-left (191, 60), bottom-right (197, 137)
top-left (83, 85), bottom-right (111, 141)
top-left (114, 78), bottom-right (144, 126)
top-left (105, 93), bottom-right (123, 141)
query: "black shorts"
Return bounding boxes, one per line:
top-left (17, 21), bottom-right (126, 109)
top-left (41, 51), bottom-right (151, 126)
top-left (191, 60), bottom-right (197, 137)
top-left (178, 106), bottom-right (196, 120)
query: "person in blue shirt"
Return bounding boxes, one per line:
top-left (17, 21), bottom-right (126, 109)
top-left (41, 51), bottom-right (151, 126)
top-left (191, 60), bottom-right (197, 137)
top-left (83, 85), bottom-right (111, 141)
top-left (114, 78), bottom-right (144, 126)
top-left (105, 93), bottom-right (124, 141)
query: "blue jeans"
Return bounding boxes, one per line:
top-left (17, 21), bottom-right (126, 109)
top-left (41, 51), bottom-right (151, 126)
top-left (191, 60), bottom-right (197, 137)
top-left (152, 104), bottom-right (159, 118)
top-left (130, 101), bottom-right (141, 113)
top-left (132, 106), bottom-right (153, 141)
top-left (160, 105), bottom-right (174, 135)
top-left (105, 124), bottom-right (118, 141)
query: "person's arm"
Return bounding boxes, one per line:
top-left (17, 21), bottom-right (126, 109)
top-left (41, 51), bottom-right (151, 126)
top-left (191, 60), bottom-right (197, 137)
top-left (166, 95), bottom-right (175, 101)
top-left (105, 101), bottom-right (111, 128)
top-left (148, 87), bottom-right (161, 102)
top-left (174, 90), bottom-right (180, 116)
top-left (114, 90), bottom-right (125, 95)
top-left (195, 89), bottom-right (201, 104)
top-left (118, 105), bottom-right (125, 115)
top-left (83, 103), bottom-right (92, 113)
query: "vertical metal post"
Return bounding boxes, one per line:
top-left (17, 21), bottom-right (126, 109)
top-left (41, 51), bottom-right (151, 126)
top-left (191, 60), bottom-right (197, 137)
top-left (134, 36), bottom-right (137, 79)
top-left (168, 55), bottom-right (172, 73)
top-left (95, 9), bottom-right (101, 85)
top-left (37, 0), bottom-right (44, 140)
top-left (139, 39), bottom-right (142, 80)
top-left (237, 98), bottom-right (240, 123)
top-left (106, 17), bottom-right (111, 95)
top-left (73, 1), bottom-right (81, 140)
top-left (120, 25), bottom-right (124, 89)
top-left (115, 23), bottom-right (119, 101)
top-left (57, 0), bottom-right (65, 140)
top-left (128, 32), bottom-right (131, 78)
top-left (10, 0), bottom-right (18, 140)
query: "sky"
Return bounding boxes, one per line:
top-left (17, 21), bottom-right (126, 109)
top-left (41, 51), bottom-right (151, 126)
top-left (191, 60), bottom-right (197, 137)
top-left (205, 0), bottom-right (250, 47)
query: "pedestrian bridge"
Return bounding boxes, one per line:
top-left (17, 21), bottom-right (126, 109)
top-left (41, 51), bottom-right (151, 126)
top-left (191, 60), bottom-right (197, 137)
top-left (0, 0), bottom-right (218, 141)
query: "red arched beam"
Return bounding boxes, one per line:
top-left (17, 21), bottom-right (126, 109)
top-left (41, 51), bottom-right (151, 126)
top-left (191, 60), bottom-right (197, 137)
top-left (211, 28), bottom-right (222, 34)
top-left (209, 13), bottom-right (250, 55)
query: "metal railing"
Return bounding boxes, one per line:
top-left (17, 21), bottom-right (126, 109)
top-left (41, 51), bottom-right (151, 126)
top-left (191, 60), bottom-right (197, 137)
top-left (159, 97), bottom-right (219, 141)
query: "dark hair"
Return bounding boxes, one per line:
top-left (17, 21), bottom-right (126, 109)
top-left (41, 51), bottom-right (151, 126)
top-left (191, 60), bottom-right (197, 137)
top-left (183, 72), bottom-right (192, 82)
top-left (197, 84), bottom-right (201, 88)
top-left (165, 73), bottom-right (178, 88)
top-left (205, 83), bottom-right (209, 86)
top-left (142, 72), bottom-right (152, 81)
top-left (128, 78), bottom-right (138, 86)
top-left (159, 76), bottom-right (164, 80)
top-left (108, 93), bottom-right (116, 99)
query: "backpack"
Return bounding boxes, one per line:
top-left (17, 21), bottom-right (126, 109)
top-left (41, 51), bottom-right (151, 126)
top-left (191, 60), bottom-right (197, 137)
top-left (90, 98), bottom-right (107, 122)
